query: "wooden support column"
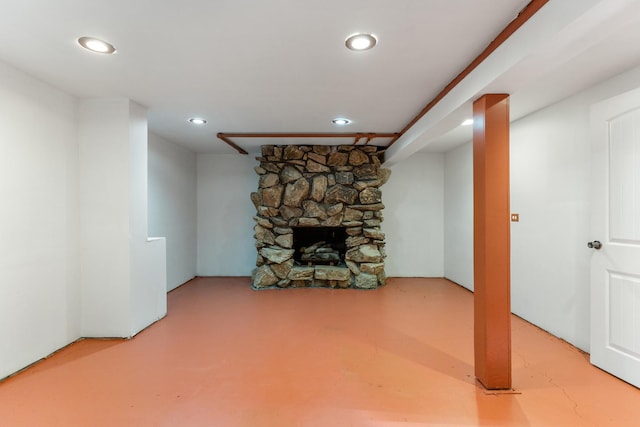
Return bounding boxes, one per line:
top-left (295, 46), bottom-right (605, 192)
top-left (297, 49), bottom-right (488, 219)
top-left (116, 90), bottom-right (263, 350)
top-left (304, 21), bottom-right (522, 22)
top-left (473, 94), bottom-right (511, 390)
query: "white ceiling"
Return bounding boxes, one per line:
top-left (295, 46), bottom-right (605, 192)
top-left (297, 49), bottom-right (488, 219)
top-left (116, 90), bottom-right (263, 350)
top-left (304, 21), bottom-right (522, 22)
top-left (1, 0), bottom-right (640, 158)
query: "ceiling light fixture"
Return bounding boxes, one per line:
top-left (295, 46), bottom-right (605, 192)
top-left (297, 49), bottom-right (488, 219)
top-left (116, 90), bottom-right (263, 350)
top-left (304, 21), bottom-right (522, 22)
top-left (188, 118), bottom-right (207, 125)
top-left (332, 118), bottom-right (351, 125)
top-left (345, 33), bottom-right (377, 51)
top-left (77, 36), bottom-right (116, 54)
top-left (461, 119), bottom-right (474, 126)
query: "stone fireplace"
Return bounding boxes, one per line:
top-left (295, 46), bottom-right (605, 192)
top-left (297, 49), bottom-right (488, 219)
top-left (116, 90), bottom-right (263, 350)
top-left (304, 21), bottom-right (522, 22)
top-left (250, 145), bottom-right (391, 289)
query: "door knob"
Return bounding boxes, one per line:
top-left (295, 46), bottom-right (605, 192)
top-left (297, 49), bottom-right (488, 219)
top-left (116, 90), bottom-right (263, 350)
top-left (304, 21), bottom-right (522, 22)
top-left (587, 240), bottom-right (602, 250)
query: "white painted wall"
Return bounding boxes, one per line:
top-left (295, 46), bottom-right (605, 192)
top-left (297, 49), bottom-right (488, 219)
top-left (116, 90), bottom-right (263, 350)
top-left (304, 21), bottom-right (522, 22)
top-left (0, 60), bottom-right (80, 379)
top-left (197, 154), bottom-right (257, 276)
top-left (78, 98), bottom-right (132, 337)
top-left (443, 64), bottom-right (640, 352)
top-left (79, 98), bottom-right (166, 338)
top-left (509, 100), bottom-right (593, 351)
top-left (444, 143), bottom-right (474, 290)
top-left (196, 151), bottom-right (445, 278)
top-left (128, 103), bottom-right (167, 336)
top-left (148, 133), bottom-right (197, 290)
top-left (0, 63), bottom-right (167, 378)
top-left (384, 153), bottom-right (445, 277)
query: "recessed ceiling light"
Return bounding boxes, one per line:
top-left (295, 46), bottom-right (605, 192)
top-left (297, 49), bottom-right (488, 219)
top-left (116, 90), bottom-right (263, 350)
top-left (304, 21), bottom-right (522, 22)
top-left (461, 119), bottom-right (474, 126)
top-left (188, 118), bottom-right (207, 125)
top-left (345, 33), bottom-right (377, 51)
top-left (332, 118), bottom-right (351, 125)
top-left (77, 37), bottom-right (116, 54)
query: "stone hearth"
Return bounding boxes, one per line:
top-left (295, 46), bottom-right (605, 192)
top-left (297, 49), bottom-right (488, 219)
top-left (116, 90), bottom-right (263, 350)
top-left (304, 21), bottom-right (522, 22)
top-left (251, 145), bottom-right (391, 289)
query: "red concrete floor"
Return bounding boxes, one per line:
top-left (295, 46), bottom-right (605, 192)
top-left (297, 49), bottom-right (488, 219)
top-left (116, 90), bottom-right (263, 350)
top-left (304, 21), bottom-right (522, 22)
top-left (1, 277), bottom-right (639, 426)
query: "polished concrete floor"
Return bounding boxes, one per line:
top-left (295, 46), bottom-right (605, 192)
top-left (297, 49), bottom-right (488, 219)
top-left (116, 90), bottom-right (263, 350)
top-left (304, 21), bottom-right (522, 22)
top-left (1, 277), bottom-right (639, 426)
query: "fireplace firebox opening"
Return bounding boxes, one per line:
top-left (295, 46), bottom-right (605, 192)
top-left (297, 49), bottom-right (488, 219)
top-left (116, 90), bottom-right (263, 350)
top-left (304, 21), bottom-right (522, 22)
top-left (292, 227), bottom-right (347, 265)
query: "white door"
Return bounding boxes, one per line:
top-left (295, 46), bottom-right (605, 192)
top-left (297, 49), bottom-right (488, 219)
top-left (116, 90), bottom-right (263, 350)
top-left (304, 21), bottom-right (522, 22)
top-left (590, 87), bottom-right (640, 388)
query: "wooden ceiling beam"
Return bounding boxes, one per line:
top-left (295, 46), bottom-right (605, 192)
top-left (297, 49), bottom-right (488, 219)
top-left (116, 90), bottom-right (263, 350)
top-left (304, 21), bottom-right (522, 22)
top-left (217, 132), bottom-right (399, 154)
top-left (216, 133), bottom-right (249, 155)
top-left (386, 0), bottom-right (549, 149)
top-left (218, 132), bottom-right (398, 139)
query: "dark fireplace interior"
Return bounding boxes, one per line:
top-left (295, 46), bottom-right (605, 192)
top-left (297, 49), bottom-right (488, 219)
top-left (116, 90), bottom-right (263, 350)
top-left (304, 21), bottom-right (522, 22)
top-left (292, 227), bottom-right (347, 265)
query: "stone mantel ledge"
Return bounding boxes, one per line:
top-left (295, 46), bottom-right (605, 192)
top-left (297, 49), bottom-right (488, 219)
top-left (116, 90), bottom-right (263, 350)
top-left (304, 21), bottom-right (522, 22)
top-left (250, 145), bottom-right (391, 289)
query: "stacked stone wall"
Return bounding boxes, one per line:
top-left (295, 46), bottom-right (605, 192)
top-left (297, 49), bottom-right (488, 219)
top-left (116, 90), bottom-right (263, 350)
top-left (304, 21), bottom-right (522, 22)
top-left (251, 145), bottom-right (390, 289)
